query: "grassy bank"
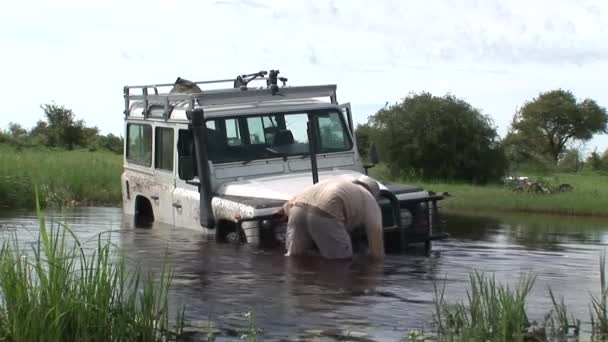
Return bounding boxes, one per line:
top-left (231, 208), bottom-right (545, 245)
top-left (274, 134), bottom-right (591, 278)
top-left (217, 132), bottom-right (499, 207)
top-left (0, 200), bottom-right (184, 341)
top-left (371, 165), bottom-right (608, 217)
top-left (0, 144), bottom-right (122, 208)
top-left (405, 253), bottom-right (608, 341)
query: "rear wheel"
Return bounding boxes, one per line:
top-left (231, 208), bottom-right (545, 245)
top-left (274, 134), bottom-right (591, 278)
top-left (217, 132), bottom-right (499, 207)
top-left (134, 196), bottom-right (154, 228)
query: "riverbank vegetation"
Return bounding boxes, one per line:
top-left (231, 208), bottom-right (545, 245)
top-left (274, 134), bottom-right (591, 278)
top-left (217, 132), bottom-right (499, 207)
top-left (0, 200), bottom-right (185, 341)
top-left (359, 89), bottom-right (608, 216)
top-left (357, 89), bottom-right (608, 185)
top-left (372, 164), bottom-right (608, 216)
top-left (0, 103), bottom-right (123, 209)
top-left (404, 252), bottom-right (608, 341)
top-left (0, 144), bottom-right (122, 208)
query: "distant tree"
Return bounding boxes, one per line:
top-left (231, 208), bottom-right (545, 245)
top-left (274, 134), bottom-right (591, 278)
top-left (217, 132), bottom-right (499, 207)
top-left (588, 149), bottom-right (603, 171)
top-left (365, 92), bottom-right (507, 183)
top-left (8, 122), bottom-right (27, 138)
top-left (506, 89), bottom-right (608, 164)
top-left (95, 133), bottom-right (124, 154)
top-left (557, 148), bottom-right (583, 172)
top-left (2, 104), bottom-right (122, 153)
top-left (30, 120), bottom-right (50, 145)
top-left (601, 149), bottom-right (608, 171)
top-left (40, 103), bottom-right (87, 149)
top-left (354, 123), bottom-right (376, 162)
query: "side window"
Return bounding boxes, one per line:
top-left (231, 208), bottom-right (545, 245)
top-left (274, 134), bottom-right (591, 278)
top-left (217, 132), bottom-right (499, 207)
top-left (318, 112), bottom-right (350, 151)
top-left (177, 129), bottom-right (197, 177)
top-left (247, 117), bottom-right (265, 144)
top-left (126, 123), bottom-right (152, 166)
top-left (155, 127), bottom-right (174, 171)
top-left (225, 118), bottom-right (241, 146)
top-left (284, 114), bottom-right (309, 144)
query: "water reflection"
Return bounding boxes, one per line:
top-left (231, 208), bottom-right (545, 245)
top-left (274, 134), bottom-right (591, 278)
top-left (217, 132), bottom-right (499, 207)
top-left (446, 211), bottom-right (608, 250)
top-left (1, 207), bottom-right (608, 340)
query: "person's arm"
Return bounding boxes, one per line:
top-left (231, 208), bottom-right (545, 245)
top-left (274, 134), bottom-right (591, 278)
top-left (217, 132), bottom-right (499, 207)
top-left (363, 199), bottom-right (385, 260)
top-left (272, 200), bottom-right (293, 222)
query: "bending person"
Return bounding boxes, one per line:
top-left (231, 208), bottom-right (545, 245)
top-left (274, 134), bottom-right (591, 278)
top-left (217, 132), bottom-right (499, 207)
top-left (274, 174), bottom-right (385, 260)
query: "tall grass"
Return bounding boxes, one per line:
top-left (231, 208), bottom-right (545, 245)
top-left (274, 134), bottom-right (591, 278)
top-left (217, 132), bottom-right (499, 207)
top-left (0, 194), bottom-right (184, 341)
top-left (432, 272), bottom-right (536, 341)
top-left (371, 164), bottom-right (608, 216)
top-left (0, 144), bottom-right (122, 208)
top-left (431, 253), bottom-right (608, 341)
top-left (590, 251), bottom-right (608, 339)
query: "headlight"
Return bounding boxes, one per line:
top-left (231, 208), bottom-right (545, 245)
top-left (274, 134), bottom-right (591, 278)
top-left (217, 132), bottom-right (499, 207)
top-left (260, 219), bottom-right (273, 230)
top-left (400, 208), bottom-right (413, 228)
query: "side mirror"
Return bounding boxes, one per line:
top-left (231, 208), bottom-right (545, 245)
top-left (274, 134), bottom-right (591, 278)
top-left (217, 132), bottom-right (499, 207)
top-left (369, 143), bottom-right (379, 164)
top-left (178, 156), bottom-right (195, 180)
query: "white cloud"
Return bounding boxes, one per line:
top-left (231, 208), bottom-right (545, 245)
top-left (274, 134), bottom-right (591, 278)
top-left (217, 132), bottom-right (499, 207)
top-left (0, 0), bottom-right (607, 150)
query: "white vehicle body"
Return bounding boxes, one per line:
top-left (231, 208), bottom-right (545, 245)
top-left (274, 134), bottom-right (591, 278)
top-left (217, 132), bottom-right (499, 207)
top-left (121, 71), bottom-right (446, 251)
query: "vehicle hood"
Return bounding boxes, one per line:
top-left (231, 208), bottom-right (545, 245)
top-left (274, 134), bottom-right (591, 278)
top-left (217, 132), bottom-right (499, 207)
top-left (216, 170), bottom-right (387, 201)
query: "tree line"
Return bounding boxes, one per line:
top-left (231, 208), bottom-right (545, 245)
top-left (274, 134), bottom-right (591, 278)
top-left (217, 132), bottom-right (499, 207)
top-left (356, 89), bottom-right (608, 184)
top-left (0, 103), bottom-right (123, 154)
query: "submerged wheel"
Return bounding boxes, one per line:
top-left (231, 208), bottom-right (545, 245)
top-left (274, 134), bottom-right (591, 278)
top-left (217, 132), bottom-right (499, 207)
top-left (134, 196), bottom-right (154, 228)
top-left (216, 220), bottom-right (246, 244)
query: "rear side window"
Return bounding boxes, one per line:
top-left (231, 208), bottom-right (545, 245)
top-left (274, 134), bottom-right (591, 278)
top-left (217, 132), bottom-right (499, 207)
top-left (155, 127), bottom-right (174, 171)
top-left (126, 124), bottom-right (152, 166)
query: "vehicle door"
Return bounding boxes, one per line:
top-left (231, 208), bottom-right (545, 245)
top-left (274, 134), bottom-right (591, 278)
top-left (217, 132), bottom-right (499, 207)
top-left (338, 102), bottom-right (355, 143)
top-left (173, 127), bottom-right (203, 230)
top-left (151, 125), bottom-right (176, 226)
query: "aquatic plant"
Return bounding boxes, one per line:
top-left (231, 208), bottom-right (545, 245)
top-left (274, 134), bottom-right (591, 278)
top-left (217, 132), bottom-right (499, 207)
top-left (547, 287), bottom-right (579, 339)
top-left (432, 271), bottom-right (536, 342)
top-left (0, 193), bottom-right (184, 341)
top-left (590, 251), bottom-right (608, 339)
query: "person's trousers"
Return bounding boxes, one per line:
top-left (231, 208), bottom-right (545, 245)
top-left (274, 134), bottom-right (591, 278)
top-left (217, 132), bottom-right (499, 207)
top-left (285, 205), bottom-right (353, 259)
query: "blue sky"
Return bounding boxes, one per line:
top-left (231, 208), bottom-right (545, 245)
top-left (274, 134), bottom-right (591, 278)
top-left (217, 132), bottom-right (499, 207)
top-left (1, 0), bottom-right (607, 153)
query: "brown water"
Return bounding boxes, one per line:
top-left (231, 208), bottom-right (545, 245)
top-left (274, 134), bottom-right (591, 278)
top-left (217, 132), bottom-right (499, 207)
top-left (1, 207), bottom-right (608, 341)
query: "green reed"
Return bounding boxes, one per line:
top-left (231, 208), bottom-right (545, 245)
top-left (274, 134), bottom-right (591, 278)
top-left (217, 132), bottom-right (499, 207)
top-left (0, 193), bottom-right (184, 341)
top-left (432, 272), bottom-right (536, 342)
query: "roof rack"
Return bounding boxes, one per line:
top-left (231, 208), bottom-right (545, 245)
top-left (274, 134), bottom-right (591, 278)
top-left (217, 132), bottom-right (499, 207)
top-left (123, 70), bottom-right (338, 119)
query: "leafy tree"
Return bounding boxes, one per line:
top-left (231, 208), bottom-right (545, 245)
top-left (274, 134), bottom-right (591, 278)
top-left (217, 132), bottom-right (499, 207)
top-left (557, 148), bottom-right (583, 172)
top-left (506, 89), bottom-right (607, 164)
top-left (94, 133), bottom-right (124, 154)
top-left (355, 123), bottom-right (375, 162)
top-left (40, 103), bottom-right (87, 149)
top-left (8, 123), bottom-right (27, 138)
top-left (364, 92), bottom-right (507, 183)
top-left (2, 103), bottom-right (123, 154)
top-left (601, 149), bottom-right (608, 171)
top-left (587, 150), bottom-right (603, 171)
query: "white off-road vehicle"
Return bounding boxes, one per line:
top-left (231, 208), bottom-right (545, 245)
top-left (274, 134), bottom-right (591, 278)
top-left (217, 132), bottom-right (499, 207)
top-left (121, 70), bottom-right (447, 252)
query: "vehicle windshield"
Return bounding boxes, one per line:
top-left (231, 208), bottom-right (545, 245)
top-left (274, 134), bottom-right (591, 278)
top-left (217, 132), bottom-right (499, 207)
top-left (205, 110), bottom-right (352, 164)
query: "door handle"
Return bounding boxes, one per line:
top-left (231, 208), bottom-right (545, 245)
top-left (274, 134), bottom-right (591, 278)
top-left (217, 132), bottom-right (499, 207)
top-left (172, 203), bottom-right (182, 209)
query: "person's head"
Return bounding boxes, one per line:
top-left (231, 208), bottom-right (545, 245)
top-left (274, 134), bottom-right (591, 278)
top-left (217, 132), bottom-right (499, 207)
top-left (353, 174), bottom-right (380, 198)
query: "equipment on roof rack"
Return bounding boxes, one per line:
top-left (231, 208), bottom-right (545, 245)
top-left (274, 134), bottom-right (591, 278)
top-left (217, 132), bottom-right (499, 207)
top-left (233, 71), bottom-right (267, 90)
top-left (267, 70), bottom-right (288, 95)
top-left (123, 69), bottom-right (337, 119)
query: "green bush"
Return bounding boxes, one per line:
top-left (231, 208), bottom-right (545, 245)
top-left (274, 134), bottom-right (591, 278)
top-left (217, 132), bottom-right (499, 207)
top-left (358, 93), bottom-right (507, 184)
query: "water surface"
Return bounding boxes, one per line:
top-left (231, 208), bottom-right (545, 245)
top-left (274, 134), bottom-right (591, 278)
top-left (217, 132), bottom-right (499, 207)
top-left (1, 208), bottom-right (607, 341)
